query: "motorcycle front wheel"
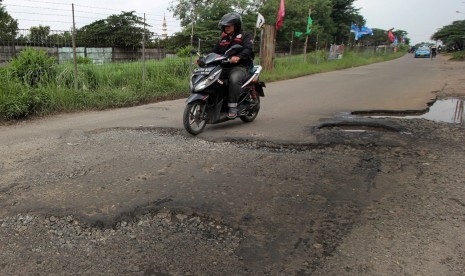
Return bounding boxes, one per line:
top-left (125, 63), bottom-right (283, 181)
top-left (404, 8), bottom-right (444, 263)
top-left (183, 101), bottom-right (207, 135)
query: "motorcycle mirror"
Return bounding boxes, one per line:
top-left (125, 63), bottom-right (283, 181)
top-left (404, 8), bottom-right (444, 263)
top-left (190, 49), bottom-right (199, 55)
top-left (225, 45), bottom-right (243, 56)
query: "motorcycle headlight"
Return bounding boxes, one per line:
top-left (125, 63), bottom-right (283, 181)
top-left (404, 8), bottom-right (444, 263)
top-left (194, 70), bottom-right (221, 92)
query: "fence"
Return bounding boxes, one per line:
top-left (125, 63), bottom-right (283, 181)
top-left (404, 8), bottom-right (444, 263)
top-left (0, 26), bottom-right (397, 93)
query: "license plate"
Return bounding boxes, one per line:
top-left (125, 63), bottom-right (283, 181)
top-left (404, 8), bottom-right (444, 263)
top-left (193, 68), bottom-right (212, 75)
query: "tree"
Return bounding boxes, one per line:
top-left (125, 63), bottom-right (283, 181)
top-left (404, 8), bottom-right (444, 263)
top-left (431, 20), bottom-right (465, 51)
top-left (331, 0), bottom-right (365, 44)
top-left (260, 0), bottom-right (351, 51)
top-left (0, 3), bottom-right (18, 45)
top-left (76, 11), bottom-right (152, 48)
top-left (29, 25), bottom-right (51, 45)
top-left (169, 0), bottom-right (259, 49)
top-left (48, 31), bottom-right (73, 47)
top-left (168, 0), bottom-right (364, 51)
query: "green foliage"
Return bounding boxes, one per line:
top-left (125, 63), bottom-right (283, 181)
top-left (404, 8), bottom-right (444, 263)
top-left (55, 65), bottom-right (98, 90)
top-left (76, 56), bottom-right (92, 64)
top-left (431, 20), bottom-right (465, 51)
top-left (0, 47), bottom-right (404, 123)
top-left (450, 50), bottom-right (465, 61)
top-left (262, 49), bottom-right (404, 82)
top-left (177, 45), bottom-right (193, 58)
top-left (0, 4), bottom-right (18, 42)
top-left (10, 48), bottom-right (57, 87)
top-left (76, 11), bottom-right (153, 48)
top-left (29, 25), bottom-right (50, 45)
top-left (0, 68), bottom-right (52, 120)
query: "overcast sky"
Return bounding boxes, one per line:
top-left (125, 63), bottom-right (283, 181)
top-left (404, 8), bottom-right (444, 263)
top-left (3, 0), bottom-right (181, 36)
top-left (354, 0), bottom-right (465, 44)
top-left (4, 0), bottom-right (465, 44)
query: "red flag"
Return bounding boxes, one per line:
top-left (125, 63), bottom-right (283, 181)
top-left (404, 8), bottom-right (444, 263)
top-left (388, 29), bottom-right (395, 43)
top-left (276, 0), bottom-right (285, 30)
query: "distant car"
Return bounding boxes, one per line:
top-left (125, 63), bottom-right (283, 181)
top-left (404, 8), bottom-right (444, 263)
top-left (414, 46), bottom-right (431, 58)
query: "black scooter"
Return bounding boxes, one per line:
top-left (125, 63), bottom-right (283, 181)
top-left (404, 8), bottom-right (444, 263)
top-left (183, 45), bottom-right (265, 135)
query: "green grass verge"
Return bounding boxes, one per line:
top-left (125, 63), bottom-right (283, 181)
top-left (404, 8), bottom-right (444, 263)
top-left (0, 49), bottom-right (405, 122)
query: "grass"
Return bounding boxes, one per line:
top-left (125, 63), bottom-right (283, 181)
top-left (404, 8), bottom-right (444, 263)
top-left (0, 48), bottom-right (405, 122)
top-left (261, 49), bottom-right (405, 82)
top-left (449, 50), bottom-right (465, 61)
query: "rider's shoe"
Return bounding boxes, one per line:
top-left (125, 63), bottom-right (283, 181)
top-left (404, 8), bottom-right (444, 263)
top-left (228, 107), bottom-right (238, 119)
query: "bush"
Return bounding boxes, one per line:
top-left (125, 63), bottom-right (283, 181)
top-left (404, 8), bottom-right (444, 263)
top-left (10, 48), bottom-right (57, 87)
top-left (0, 89), bottom-right (30, 120)
top-left (76, 56), bottom-right (92, 64)
top-left (56, 64), bottom-right (98, 90)
top-left (176, 45), bottom-right (193, 58)
top-left (450, 50), bottom-right (465, 61)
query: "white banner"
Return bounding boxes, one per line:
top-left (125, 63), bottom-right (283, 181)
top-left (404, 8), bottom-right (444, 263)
top-left (256, 13), bottom-right (265, 29)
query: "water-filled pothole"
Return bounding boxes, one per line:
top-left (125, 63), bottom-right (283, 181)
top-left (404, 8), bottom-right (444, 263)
top-left (354, 98), bottom-right (465, 125)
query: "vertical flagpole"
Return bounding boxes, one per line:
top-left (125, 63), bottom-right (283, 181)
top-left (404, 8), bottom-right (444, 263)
top-left (289, 31), bottom-right (294, 56)
top-left (303, 8), bottom-right (311, 62)
top-left (348, 24), bottom-right (352, 50)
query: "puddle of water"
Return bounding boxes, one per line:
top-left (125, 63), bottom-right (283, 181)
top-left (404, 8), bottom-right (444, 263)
top-left (369, 99), bottom-right (465, 125)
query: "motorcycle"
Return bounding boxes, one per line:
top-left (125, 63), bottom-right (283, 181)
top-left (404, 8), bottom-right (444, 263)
top-left (183, 45), bottom-right (266, 135)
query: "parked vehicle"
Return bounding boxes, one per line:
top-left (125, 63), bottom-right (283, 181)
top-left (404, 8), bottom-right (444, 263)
top-left (414, 46), bottom-right (431, 58)
top-left (183, 45), bottom-right (265, 135)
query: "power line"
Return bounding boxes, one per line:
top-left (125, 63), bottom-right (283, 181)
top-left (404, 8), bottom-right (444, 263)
top-left (8, 0), bottom-right (70, 6)
top-left (5, 1), bottom-right (181, 34)
top-left (3, 3), bottom-right (70, 12)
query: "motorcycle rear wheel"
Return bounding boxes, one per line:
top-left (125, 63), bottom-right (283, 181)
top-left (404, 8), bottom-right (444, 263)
top-left (240, 96), bottom-right (260, 123)
top-left (183, 101), bottom-right (207, 135)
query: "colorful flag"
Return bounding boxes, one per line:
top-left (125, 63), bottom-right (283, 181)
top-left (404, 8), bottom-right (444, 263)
top-left (359, 26), bottom-right (373, 36)
top-left (350, 23), bottom-right (357, 33)
top-left (294, 31), bottom-right (303, 38)
top-left (276, 0), bottom-right (285, 30)
top-left (353, 25), bottom-right (373, 40)
top-left (306, 15), bottom-right (313, 35)
top-left (256, 13), bottom-right (265, 29)
top-left (388, 29), bottom-right (395, 43)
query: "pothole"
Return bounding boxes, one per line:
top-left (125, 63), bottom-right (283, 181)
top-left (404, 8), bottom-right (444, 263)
top-left (353, 98), bottom-right (465, 125)
top-left (317, 112), bottom-right (404, 132)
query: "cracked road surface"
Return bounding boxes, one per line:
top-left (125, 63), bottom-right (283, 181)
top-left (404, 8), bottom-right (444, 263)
top-left (1, 55), bottom-right (464, 275)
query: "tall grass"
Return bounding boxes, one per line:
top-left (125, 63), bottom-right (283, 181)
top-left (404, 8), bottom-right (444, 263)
top-left (0, 47), bottom-right (404, 122)
top-left (261, 49), bottom-right (405, 82)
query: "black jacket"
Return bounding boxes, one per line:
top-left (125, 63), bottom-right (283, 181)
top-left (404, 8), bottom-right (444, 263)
top-left (212, 31), bottom-right (254, 67)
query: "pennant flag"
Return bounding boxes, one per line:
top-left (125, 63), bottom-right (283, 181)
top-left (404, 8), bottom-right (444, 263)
top-left (294, 31), bottom-right (303, 38)
top-left (393, 36), bottom-right (398, 45)
top-left (306, 15), bottom-right (313, 35)
top-left (256, 13), bottom-right (265, 29)
top-left (276, 0), bottom-right (285, 30)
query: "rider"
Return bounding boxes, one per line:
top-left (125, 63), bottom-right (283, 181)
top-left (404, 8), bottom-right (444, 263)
top-left (212, 12), bottom-right (254, 118)
top-left (431, 45), bottom-right (437, 58)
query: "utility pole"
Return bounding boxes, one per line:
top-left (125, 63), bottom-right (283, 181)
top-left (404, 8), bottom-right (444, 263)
top-left (71, 3), bottom-right (78, 90)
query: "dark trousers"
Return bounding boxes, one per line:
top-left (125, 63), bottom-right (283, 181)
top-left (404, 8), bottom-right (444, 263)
top-left (223, 65), bottom-right (247, 104)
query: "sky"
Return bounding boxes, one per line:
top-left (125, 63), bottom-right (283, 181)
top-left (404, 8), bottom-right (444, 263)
top-left (354, 0), bottom-right (465, 44)
top-left (3, 0), bottom-right (465, 45)
top-left (2, 0), bottom-right (182, 36)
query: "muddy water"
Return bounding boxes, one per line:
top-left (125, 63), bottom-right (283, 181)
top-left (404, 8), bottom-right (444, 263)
top-left (368, 98), bottom-right (465, 125)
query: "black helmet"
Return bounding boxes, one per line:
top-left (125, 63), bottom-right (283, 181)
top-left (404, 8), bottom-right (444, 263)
top-left (218, 12), bottom-right (242, 33)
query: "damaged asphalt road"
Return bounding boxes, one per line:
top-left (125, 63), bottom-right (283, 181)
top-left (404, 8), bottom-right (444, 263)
top-left (1, 115), bottom-right (464, 275)
top-left (1, 55), bottom-right (465, 275)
